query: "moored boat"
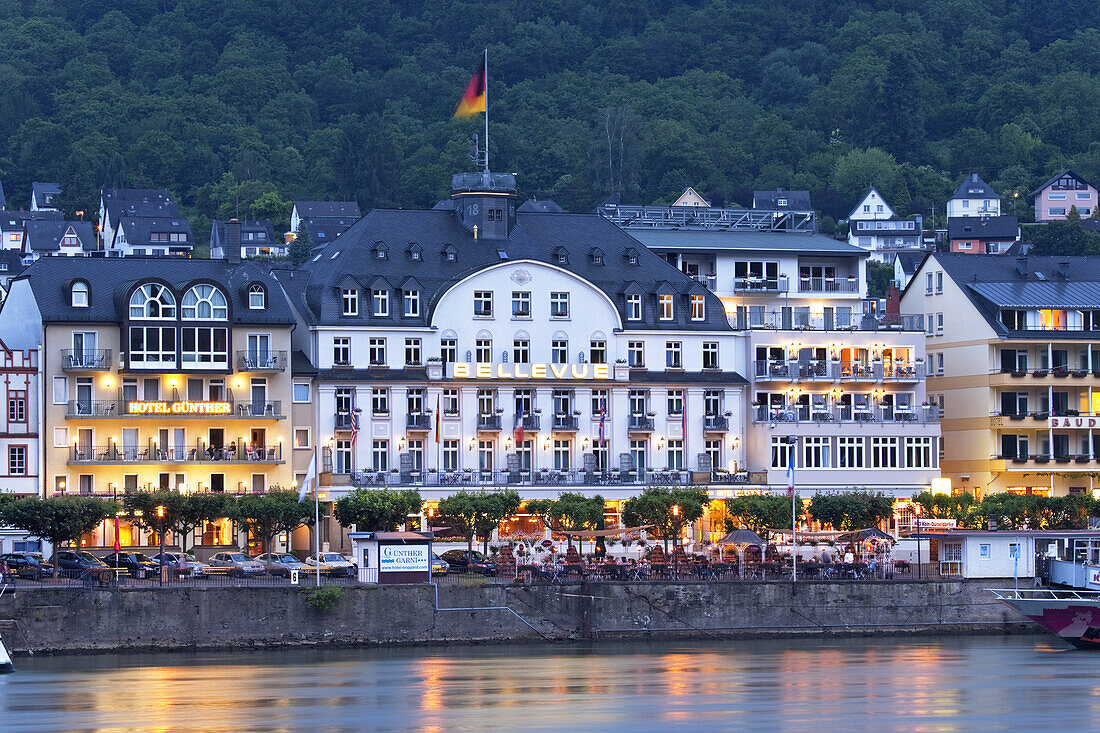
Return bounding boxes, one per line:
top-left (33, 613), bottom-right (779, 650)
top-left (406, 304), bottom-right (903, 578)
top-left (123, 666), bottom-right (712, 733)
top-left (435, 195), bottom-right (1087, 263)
top-left (992, 588), bottom-right (1100, 649)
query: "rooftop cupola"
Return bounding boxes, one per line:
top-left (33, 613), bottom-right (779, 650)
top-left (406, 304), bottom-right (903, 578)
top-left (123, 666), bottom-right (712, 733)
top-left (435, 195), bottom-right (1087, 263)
top-left (451, 171), bottom-right (518, 240)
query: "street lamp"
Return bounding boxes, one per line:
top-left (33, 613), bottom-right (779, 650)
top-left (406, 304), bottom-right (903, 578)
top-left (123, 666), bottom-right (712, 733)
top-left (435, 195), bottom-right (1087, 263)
top-left (672, 504), bottom-right (680, 579)
top-left (913, 503), bottom-right (922, 580)
top-left (156, 505), bottom-right (166, 586)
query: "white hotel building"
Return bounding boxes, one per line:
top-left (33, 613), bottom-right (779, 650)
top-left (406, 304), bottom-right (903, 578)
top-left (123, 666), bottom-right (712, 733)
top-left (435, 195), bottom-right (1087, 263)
top-left (276, 172), bottom-right (744, 522)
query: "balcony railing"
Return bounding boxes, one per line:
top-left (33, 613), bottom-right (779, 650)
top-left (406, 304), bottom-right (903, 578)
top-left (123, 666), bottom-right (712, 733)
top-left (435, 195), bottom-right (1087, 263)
top-left (349, 468), bottom-right (690, 488)
top-left (61, 349), bottom-right (112, 371)
top-left (518, 414), bottom-right (540, 431)
top-left (689, 274), bottom-right (717, 289)
top-left (67, 400), bottom-right (283, 418)
top-left (628, 415), bottom-right (655, 431)
top-left (552, 415), bottom-right (579, 431)
top-left (406, 413), bottom-right (432, 430)
top-left (752, 360), bottom-right (925, 382)
top-left (477, 414), bottom-right (502, 431)
top-left (69, 444), bottom-right (283, 464)
top-left (235, 350), bottom-right (287, 371)
top-left (733, 277), bottom-right (788, 293)
top-left (734, 311), bottom-right (925, 332)
top-left (797, 277), bottom-right (859, 293)
top-left (703, 415), bottom-right (729, 432)
top-left (753, 405), bottom-right (939, 425)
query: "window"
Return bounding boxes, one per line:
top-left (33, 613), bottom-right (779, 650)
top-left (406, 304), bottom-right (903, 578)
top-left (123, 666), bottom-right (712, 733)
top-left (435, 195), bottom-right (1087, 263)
top-left (294, 428), bottom-right (311, 449)
top-left (407, 389), bottom-right (424, 417)
top-left (404, 290), bottom-right (419, 317)
top-left (666, 390), bottom-right (684, 416)
top-left (771, 437), bottom-right (793, 469)
top-left (550, 292), bottom-right (569, 318)
top-left (553, 439), bottom-right (571, 471)
top-left (666, 439), bottom-right (684, 470)
top-left (1077, 192), bottom-right (1092, 200)
top-left (936, 313), bottom-right (944, 335)
top-left (293, 383), bottom-right (310, 403)
top-left (803, 437), bottom-right (831, 468)
top-left (958, 242), bottom-right (972, 250)
top-left (658, 294), bottom-right (673, 321)
top-left (333, 337), bottom-right (350, 366)
top-left (341, 289), bottom-right (358, 316)
top-left (181, 326), bottom-right (228, 367)
top-left (705, 439), bottom-right (721, 469)
top-left (589, 340), bottom-right (606, 364)
top-left (53, 376), bottom-right (67, 404)
top-left (405, 338), bottom-right (422, 365)
top-left (475, 339), bottom-right (492, 362)
top-left (443, 440), bottom-right (459, 471)
top-left (925, 272), bottom-right (933, 295)
top-left (628, 341), bottom-right (644, 367)
top-left (248, 284), bottom-right (265, 309)
top-left (551, 339), bottom-right (568, 364)
top-left (478, 440), bottom-right (494, 472)
top-left (627, 294), bottom-right (642, 321)
top-left (71, 281), bottom-right (89, 307)
top-left (129, 283), bottom-right (176, 319)
top-left (474, 291), bottom-right (493, 317)
top-left (369, 338), bottom-right (387, 365)
top-left (182, 285), bottom-right (228, 320)
top-left (630, 440), bottom-right (647, 473)
top-left (937, 352), bottom-right (944, 375)
top-left (129, 326), bottom-right (176, 366)
top-left (441, 338), bottom-right (457, 364)
top-left (702, 342), bottom-right (719, 369)
top-left (703, 390), bottom-right (722, 416)
top-left (591, 389), bottom-right (609, 415)
top-left (665, 341), bottom-right (682, 368)
top-left (371, 388), bottom-right (389, 415)
top-left (979, 543), bottom-right (991, 559)
top-left (870, 437), bottom-right (899, 468)
top-left (9, 446), bottom-right (25, 476)
top-left (935, 272), bottom-right (943, 294)
top-left (1049, 193), bottom-right (1067, 200)
top-left (443, 389), bottom-right (459, 415)
top-left (512, 291), bottom-right (531, 318)
top-left (8, 392), bottom-right (26, 422)
top-left (690, 294), bottom-right (705, 321)
top-left (372, 289), bottom-right (389, 317)
top-left (905, 437), bottom-right (936, 468)
top-left (838, 437), bottom-right (864, 468)
top-left (1049, 208), bottom-right (1067, 217)
top-left (372, 440), bottom-right (389, 471)
top-left (513, 338), bottom-right (530, 364)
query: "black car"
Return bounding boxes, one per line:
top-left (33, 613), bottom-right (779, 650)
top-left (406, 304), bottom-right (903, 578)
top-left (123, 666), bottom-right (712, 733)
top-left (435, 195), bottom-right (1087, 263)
top-left (99, 552), bottom-right (160, 579)
top-left (56, 550), bottom-right (110, 577)
top-left (439, 550), bottom-right (497, 576)
top-left (0, 552), bottom-right (54, 580)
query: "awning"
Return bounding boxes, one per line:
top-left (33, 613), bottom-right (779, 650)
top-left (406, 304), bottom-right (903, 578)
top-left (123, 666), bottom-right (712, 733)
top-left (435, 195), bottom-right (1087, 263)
top-left (836, 527), bottom-right (895, 543)
top-left (559, 525), bottom-right (654, 538)
top-left (716, 528), bottom-right (765, 546)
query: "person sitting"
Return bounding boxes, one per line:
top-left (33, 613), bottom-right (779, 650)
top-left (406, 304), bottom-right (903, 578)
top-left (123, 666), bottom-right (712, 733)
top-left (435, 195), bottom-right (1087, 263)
top-left (227, 441), bottom-right (237, 459)
top-left (205, 445), bottom-right (215, 460)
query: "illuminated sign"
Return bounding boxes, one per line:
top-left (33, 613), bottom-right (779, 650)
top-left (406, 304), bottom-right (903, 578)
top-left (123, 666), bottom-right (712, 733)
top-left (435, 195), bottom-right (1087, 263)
top-left (1050, 417), bottom-right (1099, 428)
top-left (380, 545), bottom-right (429, 573)
top-left (127, 401), bottom-right (232, 415)
top-left (915, 518), bottom-right (957, 530)
top-left (449, 362), bottom-right (610, 380)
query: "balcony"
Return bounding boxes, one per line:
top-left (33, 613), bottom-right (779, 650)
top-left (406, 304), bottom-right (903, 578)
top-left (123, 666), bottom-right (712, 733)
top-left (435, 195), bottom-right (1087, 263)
top-left (552, 415), bottom-right (579, 431)
top-left (753, 404), bottom-right (939, 425)
top-left (703, 415), bottom-right (729, 432)
top-left (518, 414), bottom-right (540, 431)
top-left (69, 443), bottom-right (283, 464)
top-left (235, 351), bottom-right (287, 371)
top-left (735, 311), bottom-right (925, 332)
top-left (733, 277), bottom-right (788, 294)
top-left (689, 274), bottom-right (717, 290)
top-left (67, 400), bottom-right (284, 419)
top-left (406, 413), bottom-right (432, 430)
top-left (61, 349), bottom-right (112, 371)
top-left (349, 467), bottom-right (690, 488)
top-left (796, 277), bottom-right (859, 293)
top-left (752, 360), bottom-right (924, 383)
top-left (334, 412), bottom-right (358, 431)
top-left (628, 415), bottom-right (655, 432)
top-left (477, 414), bottom-right (502, 431)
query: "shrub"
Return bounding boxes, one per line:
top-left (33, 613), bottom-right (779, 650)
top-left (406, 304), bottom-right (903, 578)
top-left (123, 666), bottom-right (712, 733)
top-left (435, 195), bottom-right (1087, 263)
top-left (305, 585), bottom-right (344, 612)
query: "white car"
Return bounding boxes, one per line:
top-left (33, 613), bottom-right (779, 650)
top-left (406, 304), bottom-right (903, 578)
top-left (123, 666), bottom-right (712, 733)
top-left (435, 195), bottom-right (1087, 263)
top-left (207, 552), bottom-right (266, 577)
top-left (305, 552), bottom-right (357, 578)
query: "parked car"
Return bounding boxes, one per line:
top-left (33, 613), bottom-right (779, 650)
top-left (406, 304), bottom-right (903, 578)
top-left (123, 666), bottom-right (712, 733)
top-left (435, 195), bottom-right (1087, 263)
top-left (207, 552), bottom-right (266, 577)
top-left (432, 553), bottom-right (449, 575)
top-left (150, 552), bottom-right (209, 578)
top-left (99, 552), bottom-right (160, 579)
top-left (305, 552), bottom-right (357, 578)
top-left (0, 552), bottom-right (54, 580)
top-left (256, 552), bottom-right (308, 578)
top-left (439, 550), bottom-right (497, 576)
top-left (56, 550), bottom-right (109, 577)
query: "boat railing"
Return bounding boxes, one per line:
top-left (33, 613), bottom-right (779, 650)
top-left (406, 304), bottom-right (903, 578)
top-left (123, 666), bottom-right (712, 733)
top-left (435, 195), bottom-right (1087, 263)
top-left (990, 588), bottom-right (1100, 601)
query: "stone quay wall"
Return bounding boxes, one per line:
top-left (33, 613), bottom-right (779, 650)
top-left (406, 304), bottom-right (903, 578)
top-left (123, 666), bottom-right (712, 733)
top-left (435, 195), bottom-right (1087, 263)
top-left (0, 578), bottom-right (1034, 655)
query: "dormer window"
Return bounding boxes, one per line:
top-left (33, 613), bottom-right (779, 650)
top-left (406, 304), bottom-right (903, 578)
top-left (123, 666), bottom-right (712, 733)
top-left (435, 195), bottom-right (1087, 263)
top-left (558, 253), bottom-right (567, 264)
top-left (71, 281), bottom-right (89, 308)
top-left (372, 289), bottom-right (389, 317)
top-left (248, 284), bottom-right (266, 310)
top-left (182, 285), bottom-right (228, 320)
top-left (129, 283), bottom-right (176, 319)
top-left (590, 248), bottom-right (605, 265)
top-left (626, 294), bottom-right (642, 321)
top-left (658, 294), bottom-right (674, 321)
top-left (404, 290), bottom-right (420, 317)
top-left (342, 288), bottom-right (359, 316)
top-left (777, 198), bottom-right (787, 207)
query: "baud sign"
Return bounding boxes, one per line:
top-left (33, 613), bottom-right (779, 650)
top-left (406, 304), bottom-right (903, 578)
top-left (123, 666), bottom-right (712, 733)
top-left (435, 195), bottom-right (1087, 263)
top-left (1050, 417), bottom-right (1099, 428)
top-left (127, 401), bottom-right (232, 415)
top-left (450, 362), bottom-right (611, 380)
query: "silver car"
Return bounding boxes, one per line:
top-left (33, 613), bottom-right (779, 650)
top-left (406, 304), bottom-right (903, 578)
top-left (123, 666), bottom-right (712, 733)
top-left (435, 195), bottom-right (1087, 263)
top-left (305, 552), bottom-right (356, 578)
top-left (256, 552), bottom-right (308, 578)
top-left (207, 552), bottom-right (265, 577)
top-left (151, 552), bottom-right (208, 578)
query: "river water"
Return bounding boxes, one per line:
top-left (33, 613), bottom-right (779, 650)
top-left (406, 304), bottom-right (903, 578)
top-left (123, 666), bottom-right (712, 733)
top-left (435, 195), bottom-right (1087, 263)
top-left (0, 635), bottom-right (1096, 732)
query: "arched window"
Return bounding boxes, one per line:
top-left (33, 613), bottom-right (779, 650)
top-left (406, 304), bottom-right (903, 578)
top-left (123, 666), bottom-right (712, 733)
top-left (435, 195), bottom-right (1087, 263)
top-left (129, 283), bottom-right (176, 319)
top-left (182, 284), bottom-right (228, 320)
top-left (71, 281), bottom-right (89, 308)
top-left (248, 284), bottom-right (266, 309)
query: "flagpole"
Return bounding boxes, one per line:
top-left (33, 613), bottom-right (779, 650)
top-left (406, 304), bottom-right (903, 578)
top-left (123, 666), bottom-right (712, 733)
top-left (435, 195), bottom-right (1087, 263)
top-left (483, 48), bottom-right (489, 173)
top-left (315, 483), bottom-right (321, 587)
top-left (788, 442), bottom-right (797, 583)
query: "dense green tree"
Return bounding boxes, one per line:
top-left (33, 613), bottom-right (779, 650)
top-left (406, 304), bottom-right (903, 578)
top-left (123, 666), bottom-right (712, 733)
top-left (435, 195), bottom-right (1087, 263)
top-left (288, 221), bottom-right (313, 266)
top-left (0, 496), bottom-right (118, 575)
top-left (232, 489), bottom-right (313, 555)
top-left (621, 486), bottom-right (710, 552)
top-left (121, 491), bottom-right (232, 554)
top-left (523, 492), bottom-right (605, 547)
top-left (724, 494), bottom-right (804, 535)
top-left (1026, 220), bottom-right (1100, 256)
top-left (436, 489), bottom-right (522, 552)
top-left (333, 488), bottom-right (423, 532)
top-left (808, 491), bottom-right (893, 531)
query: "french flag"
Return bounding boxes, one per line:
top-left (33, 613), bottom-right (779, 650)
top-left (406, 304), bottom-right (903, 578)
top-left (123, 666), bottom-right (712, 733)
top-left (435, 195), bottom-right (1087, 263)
top-left (786, 447), bottom-right (795, 498)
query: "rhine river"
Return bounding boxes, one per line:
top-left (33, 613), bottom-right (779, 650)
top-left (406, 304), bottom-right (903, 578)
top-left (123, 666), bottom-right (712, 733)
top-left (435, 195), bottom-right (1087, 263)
top-left (1, 636), bottom-right (1097, 731)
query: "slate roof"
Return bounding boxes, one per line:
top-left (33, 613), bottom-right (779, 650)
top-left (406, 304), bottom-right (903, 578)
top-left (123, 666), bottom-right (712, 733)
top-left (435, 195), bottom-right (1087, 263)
top-left (892, 251), bottom-right (925, 275)
top-left (627, 229), bottom-right (866, 256)
top-left (291, 349), bottom-right (317, 376)
top-left (279, 208), bottom-right (732, 332)
top-left (0, 250), bottom-right (25, 276)
top-left (24, 221), bottom-right (96, 252)
top-left (211, 219), bottom-right (277, 249)
top-left (7, 257), bottom-right (295, 325)
top-left (294, 201), bottom-right (361, 219)
top-left (31, 182), bottom-right (61, 206)
top-left (117, 216), bottom-right (193, 247)
top-left (947, 215), bottom-right (1019, 241)
top-left (101, 188), bottom-right (173, 204)
top-left (0, 210), bottom-right (62, 232)
top-left (1029, 170), bottom-right (1096, 197)
top-left (927, 254), bottom-right (1100, 338)
top-left (950, 173), bottom-right (998, 200)
top-left (305, 220), bottom-right (354, 243)
top-left (105, 199), bottom-right (179, 223)
top-left (518, 198), bottom-right (565, 213)
top-left (753, 189), bottom-right (811, 210)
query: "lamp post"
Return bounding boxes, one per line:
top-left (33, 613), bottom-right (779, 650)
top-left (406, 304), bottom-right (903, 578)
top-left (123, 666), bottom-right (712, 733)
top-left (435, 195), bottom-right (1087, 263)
top-left (672, 504), bottom-right (680, 579)
top-left (914, 504), bottom-right (922, 580)
top-left (156, 505), bottom-right (165, 586)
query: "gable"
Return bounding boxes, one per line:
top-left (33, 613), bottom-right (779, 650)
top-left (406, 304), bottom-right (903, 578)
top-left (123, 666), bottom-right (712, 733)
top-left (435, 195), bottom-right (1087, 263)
top-left (672, 187), bottom-right (710, 208)
top-left (849, 188), bottom-right (895, 220)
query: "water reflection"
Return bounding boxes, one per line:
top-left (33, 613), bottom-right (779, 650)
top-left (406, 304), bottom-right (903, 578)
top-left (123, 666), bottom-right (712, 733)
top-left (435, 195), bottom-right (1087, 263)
top-left (0, 637), bottom-right (1095, 732)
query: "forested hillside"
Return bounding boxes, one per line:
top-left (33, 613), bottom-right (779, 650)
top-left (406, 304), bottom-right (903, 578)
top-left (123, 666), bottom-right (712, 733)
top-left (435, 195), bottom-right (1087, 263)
top-left (3, 0), bottom-right (1100, 241)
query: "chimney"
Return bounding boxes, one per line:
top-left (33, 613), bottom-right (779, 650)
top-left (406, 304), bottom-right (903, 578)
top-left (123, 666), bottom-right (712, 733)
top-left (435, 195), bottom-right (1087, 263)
top-left (1015, 256), bottom-right (1027, 277)
top-left (227, 218), bottom-right (242, 264)
top-left (885, 286), bottom-right (901, 317)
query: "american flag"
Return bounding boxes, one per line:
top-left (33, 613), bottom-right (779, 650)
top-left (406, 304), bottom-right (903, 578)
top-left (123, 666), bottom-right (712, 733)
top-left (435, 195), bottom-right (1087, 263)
top-left (349, 392), bottom-right (359, 447)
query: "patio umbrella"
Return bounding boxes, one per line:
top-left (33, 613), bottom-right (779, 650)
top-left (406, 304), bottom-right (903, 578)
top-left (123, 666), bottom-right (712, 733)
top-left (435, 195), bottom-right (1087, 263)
top-left (835, 527), bottom-right (894, 543)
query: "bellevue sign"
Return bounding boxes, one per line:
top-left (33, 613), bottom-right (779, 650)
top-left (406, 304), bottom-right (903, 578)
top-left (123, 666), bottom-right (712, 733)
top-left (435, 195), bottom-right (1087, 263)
top-left (127, 401), bottom-right (232, 415)
top-left (450, 362), bottom-right (611, 380)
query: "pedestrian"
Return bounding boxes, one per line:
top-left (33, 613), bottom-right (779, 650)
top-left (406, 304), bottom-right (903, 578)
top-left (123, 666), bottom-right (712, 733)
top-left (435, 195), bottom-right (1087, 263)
top-left (844, 547), bottom-right (855, 564)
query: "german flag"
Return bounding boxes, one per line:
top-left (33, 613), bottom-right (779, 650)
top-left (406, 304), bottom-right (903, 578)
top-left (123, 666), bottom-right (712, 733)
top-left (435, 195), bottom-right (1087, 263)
top-left (453, 52), bottom-right (486, 118)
